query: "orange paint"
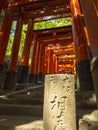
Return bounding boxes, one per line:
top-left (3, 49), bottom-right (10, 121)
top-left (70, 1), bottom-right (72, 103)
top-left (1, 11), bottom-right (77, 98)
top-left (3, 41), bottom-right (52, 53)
top-left (70, 0), bottom-right (89, 61)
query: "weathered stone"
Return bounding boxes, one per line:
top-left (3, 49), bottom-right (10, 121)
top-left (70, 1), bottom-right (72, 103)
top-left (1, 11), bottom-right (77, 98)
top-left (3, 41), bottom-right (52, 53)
top-left (79, 119), bottom-right (90, 130)
top-left (91, 56), bottom-right (98, 107)
top-left (79, 110), bottom-right (98, 130)
top-left (43, 74), bottom-right (76, 130)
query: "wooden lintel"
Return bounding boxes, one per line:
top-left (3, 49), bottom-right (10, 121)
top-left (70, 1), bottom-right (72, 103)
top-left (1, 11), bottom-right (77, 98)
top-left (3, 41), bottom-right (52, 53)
top-left (55, 51), bottom-right (74, 56)
top-left (41, 38), bottom-right (73, 46)
top-left (23, 8), bottom-right (70, 19)
top-left (35, 26), bottom-right (72, 35)
top-left (23, 0), bottom-right (69, 10)
top-left (34, 13), bottom-right (71, 22)
top-left (38, 33), bottom-right (72, 41)
top-left (23, 3), bottom-right (70, 13)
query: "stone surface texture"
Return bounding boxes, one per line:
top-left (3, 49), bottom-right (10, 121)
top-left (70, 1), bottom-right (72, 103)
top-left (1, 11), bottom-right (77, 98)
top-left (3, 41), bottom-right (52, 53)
top-left (43, 74), bottom-right (76, 130)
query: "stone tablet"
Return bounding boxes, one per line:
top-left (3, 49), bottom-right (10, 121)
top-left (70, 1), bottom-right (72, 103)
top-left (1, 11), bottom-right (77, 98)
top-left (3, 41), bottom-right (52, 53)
top-left (43, 74), bottom-right (76, 130)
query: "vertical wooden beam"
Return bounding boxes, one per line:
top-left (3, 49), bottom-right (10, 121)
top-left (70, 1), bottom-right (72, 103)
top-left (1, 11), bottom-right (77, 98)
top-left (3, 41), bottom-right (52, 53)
top-left (21, 20), bottom-right (33, 66)
top-left (3, 17), bottom-right (22, 91)
top-left (9, 18), bottom-right (22, 72)
top-left (49, 50), bottom-right (54, 74)
top-left (43, 46), bottom-right (48, 74)
top-left (70, 0), bottom-right (94, 90)
top-left (55, 55), bottom-right (58, 74)
top-left (79, 0), bottom-right (98, 106)
top-left (37, 43), bottom-right (42, 74)
top-left (17, 19), bottom-right (33, 84)
top-left (37, 43), bottom-right (43, 83)
top-left (0, 9), bottom-right (12, 64)
top-left (0, 9), bottom-right (12, 89)
top-left (47, 49), bottom-right (51, 74)
top-left (34, 41), bottom-right (40, 74)
top-left (53, 54), bottom-right (56, 74)
top-left (40, 44), bottom-right (45, 80)
top-left (28, 34), bottom-right (38, 84)
top-left (94, 0), bottom-right (98, 12)
top-left (79, 0), bottom-right (98, 57)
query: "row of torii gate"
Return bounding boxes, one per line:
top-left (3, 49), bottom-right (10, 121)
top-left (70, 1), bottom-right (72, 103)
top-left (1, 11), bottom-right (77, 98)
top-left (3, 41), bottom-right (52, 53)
top-left (0, 0), bottom-right (98, 105)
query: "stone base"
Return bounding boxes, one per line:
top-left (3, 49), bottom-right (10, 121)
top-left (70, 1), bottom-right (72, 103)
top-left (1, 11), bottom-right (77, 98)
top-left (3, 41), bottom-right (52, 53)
top-left (37, 72), bottom-right (43, 84)
top-left (76, 90), bottom-right (97, 109)
top-left (17, 65), bottom-right (29, 84)
top-left (3, 71), bottom-right (17, 91)
top-left (78, 60), bottom-right (94, 90)
top-left (79, 110), bottom-right (98, 130)
top-left (28, 73), bottom-right (37, 84)
top-left (0, 116), bottom-right (43, 130)
top-left (0, 64), bottom-right (5, 89)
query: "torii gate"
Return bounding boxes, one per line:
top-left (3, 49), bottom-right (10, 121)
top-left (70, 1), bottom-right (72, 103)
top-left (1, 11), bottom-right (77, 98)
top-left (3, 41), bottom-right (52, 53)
top-left (0, 0), bottom-right (98, 105)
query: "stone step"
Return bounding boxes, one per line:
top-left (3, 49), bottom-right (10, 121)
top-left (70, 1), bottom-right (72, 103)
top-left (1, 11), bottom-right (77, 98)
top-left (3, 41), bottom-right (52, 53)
top-left (76, 90), bottom-right (97, 109)
top-left (0, 115), bottom-right (43, 130)
top-left (6, 90), bottom-right (44, 99)
top-left (0, 85), bottom-right (44, 99)
top-left (0, 104), bottom-right (43, 117)
top-left (76, 108), bottom-right (96, 124)
top-left (0, 97), bottom-right (44, 105)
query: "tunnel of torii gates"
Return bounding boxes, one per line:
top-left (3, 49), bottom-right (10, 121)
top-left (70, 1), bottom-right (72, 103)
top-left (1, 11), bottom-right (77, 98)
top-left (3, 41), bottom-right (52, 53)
top-left (1, 0), bottom-right (98, 103)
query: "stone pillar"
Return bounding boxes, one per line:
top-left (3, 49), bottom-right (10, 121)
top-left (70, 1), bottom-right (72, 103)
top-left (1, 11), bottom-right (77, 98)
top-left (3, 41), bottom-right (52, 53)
top-left (44, 74), bottom-right (76, 130)
top-left (17, 19), bottom-right (33, 84)
top-left (70, 0), bottom-right (94, 90)
top-left (0, 9), bottom-right (12, 89)
top-left (3, 17), bottom-right (22, 91)
top-left (80, 0), bottom-right (98, 106)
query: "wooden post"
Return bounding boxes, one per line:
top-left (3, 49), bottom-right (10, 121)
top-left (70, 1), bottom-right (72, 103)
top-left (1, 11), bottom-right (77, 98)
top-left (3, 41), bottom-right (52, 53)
top-left (43, 46), bottom-right (48, 74)
top-left (33, 41), bottom-right (40, 83)
top-left (47, 49), bottom-right (51, 74)
top-left (17, 19), bottom-right (33, 85)
top-left (49, 50), bottom-right (54, 74)
top-left (0, 9), bottom-right (12, 64)
top-left (0, 9), bottom-right (13, 89)
top-left (70, 0), bottom-right (94, 90)
top-left (79, 0), bottom-right (98, 106)
top-left (40, 44), bottom-right (45, 81)
top-left (79, 0), bottom-right (98, 57)
top-left (94, 0), bottom-right (98, 12)
top-left (37, 43), bottom-right (43, 83)
top-left (28, 34), bottom-right (38, 84)
top-left (53, 54), bottom-right (57, 74)
top-left (3, 17), bottom-right (22, 91)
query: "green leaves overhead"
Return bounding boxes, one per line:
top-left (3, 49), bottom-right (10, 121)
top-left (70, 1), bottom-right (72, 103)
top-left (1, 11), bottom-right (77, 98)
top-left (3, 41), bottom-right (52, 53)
top-left (3, 17), bottom-right (71, 58)
top-left (34, 17), bottom-right (72, 30)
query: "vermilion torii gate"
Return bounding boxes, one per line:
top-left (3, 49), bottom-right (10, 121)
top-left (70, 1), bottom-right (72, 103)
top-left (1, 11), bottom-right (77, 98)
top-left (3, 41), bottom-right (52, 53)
top-left (0, 0), bottom-right (98, 103)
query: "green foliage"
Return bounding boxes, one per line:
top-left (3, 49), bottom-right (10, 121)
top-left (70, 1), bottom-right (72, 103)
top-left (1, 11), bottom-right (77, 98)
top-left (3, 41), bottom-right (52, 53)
top-left (18, 24), bottom-right (27, 57)
top-left (34, 17), bottom-right (72, 30)
top-left (6, 22), bottom-right (27, 58)
top-left (6, 21), bottom-right (17, 56)
top-left (5, 17), bottom-right (71, 59)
